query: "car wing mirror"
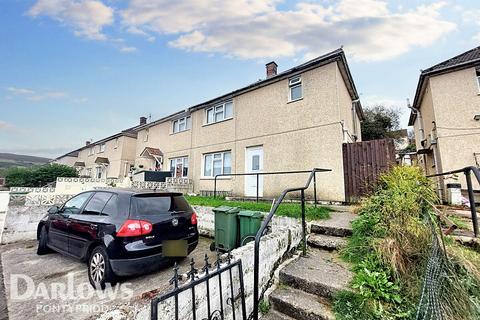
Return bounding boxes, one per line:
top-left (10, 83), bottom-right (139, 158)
top-left (47, 205), bottom-right (60, 214)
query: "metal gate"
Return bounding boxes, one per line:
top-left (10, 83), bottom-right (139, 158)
top-left (343, 138), bottom-right (396, 202)
top-left (151, 252), bottom-right (247, 320)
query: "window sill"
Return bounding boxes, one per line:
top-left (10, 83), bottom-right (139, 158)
top-left (170, 129), bottom-right (191, 136)
top-left (200, 177), bottom-right (232, 180)
top-left (287, 97), bottom-right (303, 104)
top-left (202, 117), bottom-right (233, 127)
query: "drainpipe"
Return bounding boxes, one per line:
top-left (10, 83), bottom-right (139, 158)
top-left (431, 122), bottom-right (444, 201)
top-left (351, 99), bottom-right (360, 141)
top-left (407, 99), bottom-right (425, 145)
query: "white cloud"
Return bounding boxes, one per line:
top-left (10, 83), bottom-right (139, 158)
top-left (0, 121), bottom-right (17, 132)
top-left (28, 0), bottom-right (114, 40)
top-left (120, 0), bottom-right (456, 61)
top-left (463, 9), bottom-right (480, 42)
top-left (120, 46), bottom-right (138, 53)
top-left (7, 87), bottom-right (35, 95)
top-left (5, 87), bottom-right (69, 102)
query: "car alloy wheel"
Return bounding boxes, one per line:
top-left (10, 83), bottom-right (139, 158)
top-left (90, 252), bottom-right (105, 284)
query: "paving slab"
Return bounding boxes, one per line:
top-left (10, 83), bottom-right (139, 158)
top-left (310, 211), bottom-right (356, 237)
top-left (307, 234), bottom-right (347, 251)
top-left (269, 286), bottom-right (334, 320)
top-left (279, 248), bottom-right (352, 298)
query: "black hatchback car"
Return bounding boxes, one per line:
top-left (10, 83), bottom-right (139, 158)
top-left (36, 189), bottom-right (199, 288)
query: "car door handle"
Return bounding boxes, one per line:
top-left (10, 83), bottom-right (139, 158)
top-left (89, 224), bottom-right (98, 230)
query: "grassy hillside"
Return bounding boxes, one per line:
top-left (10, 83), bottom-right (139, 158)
top-left (0, 153), bottom-right (51, 171)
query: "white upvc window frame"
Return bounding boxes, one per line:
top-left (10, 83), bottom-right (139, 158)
top-left (172, 116), bottom-right (191, 133)
top-left (88, 147), bottom-right (94, 156)
top-left (288, 75), bottom-right (303, 102)
top-left (202, 151), bottom-right (232, 178)
top-left (98, 143), bottom-right (106, 153)
top-left (205, 101), bottom-right (233, 125)
top-left (143, 129), bottom-right (149, 142)
top-left (476, 69), bottom-right (480, 93)
top-left (114, 138), bottom-right (119, 149)
top-left (170, 156), bottom-right (189, 178)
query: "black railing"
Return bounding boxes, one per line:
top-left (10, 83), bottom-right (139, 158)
top-left (213, 169), bottom-right (331, 203)
top-left (151, 252), bottom-right (247, 320)
top-left (427, 166), bottom-right (480, 237)
top-left (251, 168), bottom-right (331, 320)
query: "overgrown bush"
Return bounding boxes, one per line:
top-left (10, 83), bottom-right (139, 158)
top-left (334, 166), bottom-right (480, 320)
top-left (5, 163), bottom-right (78, 187)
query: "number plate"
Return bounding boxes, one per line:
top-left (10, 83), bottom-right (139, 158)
top-left (162, 240), bottom-right (188, 257)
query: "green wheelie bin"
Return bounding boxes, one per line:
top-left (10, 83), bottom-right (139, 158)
top-left (238, 210), bottom-right (264, 246)
top-left (211, 206), bottom-right (240, 252)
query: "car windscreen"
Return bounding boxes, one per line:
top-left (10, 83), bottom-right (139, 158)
top-left (130, 194), bottom-right (192, 217)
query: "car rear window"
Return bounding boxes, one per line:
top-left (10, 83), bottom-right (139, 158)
top-left (130, 194), bottom-right (192, 217)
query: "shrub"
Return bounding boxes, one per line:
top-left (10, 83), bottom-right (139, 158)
top-left (336, 166), bottom-right (480, 320)
top-left (5, 163), bottom-right (78, 187)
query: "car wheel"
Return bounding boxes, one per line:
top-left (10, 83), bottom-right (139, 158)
top-left (37, 226), bottom-right (51, 255)
top-left (88, 246), bottom-right (115, 290)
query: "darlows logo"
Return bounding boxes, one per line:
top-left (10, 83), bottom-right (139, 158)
top-left (10, 273), bottom-right (134, 301)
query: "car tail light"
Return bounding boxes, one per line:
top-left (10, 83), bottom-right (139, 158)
top-left (117, 220), bottom-right (152, 237)
top-left (191, 212), bottom-right (197, 225)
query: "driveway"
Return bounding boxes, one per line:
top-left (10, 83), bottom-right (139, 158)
top-left (0, 237), bottom-right (215, 320)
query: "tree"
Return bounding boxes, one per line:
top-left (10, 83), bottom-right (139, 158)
top-left (5, 164), bottom-right (78, 187)
top-left (361, 105), bottom-right (401, 141)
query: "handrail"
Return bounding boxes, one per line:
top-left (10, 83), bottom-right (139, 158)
top-left (251, 168), bottom-right (331, 320)
top-left (426, 166), bottom-right (479, 237)
top-left (213, 169), bottom-right (331, 203)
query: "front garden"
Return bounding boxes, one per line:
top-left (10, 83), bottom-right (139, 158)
top-left (333, 166), bottom-right (480, 320)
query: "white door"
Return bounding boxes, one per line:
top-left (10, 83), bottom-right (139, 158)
top-left (245, 147), bottom-right (264, 197)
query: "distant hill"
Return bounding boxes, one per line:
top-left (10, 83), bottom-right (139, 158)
top-left (0, 153), bottom-right (51, 170)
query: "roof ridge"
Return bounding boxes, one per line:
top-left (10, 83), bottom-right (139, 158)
top-left (422, 46), bottom-right (480, 74)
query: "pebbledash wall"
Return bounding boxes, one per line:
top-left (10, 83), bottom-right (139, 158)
top-left (97, 206), bottom-right (303, 320)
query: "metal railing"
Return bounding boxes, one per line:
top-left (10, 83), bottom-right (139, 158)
top-left (427, 166), bottom-right (480, 237)
top-left (213, 169), bottom-right (331, 203)
top-left (251, 168), bottom-right (331, 320)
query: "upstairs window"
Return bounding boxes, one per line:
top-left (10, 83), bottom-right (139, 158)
top-left (289, 76), bottom-right (302, 101)
top-left (206, 101), bottom-right (233, 124)
top-left (476, 69), bottom-right (480, 92)
top-left (203, 151), bottom-right (231, 177)
top-left (114, 138), bottom-right (119, 149)
top-left (88, 147), bottom-right (94, 156)
top-left (144, 129), bottom-right (149, 142)
top-left (172, 116), bottom-right (191, 133)
top-left (98, 143), bottom-right (106, 153)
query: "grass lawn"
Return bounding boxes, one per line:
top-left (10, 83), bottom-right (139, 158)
top-left (185, 196), bottom-right (331, 221)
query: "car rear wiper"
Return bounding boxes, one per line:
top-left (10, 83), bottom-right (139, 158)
top-left (169, 210), bottom-right (186, 215)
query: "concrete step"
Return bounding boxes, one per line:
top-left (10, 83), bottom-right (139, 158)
top-left (310, 211), bottom-right (356, 237)
top-left (307, 234), bottom-right (347, 251)
top-left (261, 309), bottom-right (295, 320)
top-left (269, 286), bottom-right (334, 320)
top-left (279, 248), bottom-right (352, 299)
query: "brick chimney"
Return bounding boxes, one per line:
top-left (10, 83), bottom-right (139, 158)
top-left (266, 61), bottom-right (278, 78)
top-left (140, 116), bottom-right (147, 125)
top-left (85, 141), bottom-right (91, 146)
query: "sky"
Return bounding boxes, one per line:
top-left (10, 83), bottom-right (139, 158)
top-left (0, 0), bottom-right (479, 158)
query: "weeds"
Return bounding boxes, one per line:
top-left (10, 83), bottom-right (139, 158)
top-left (259, 299), bottom-right (270, 315)
top-left (335, 166), bottom-right (480, 320)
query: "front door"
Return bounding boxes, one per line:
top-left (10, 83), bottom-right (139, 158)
top-left (245, 146), bottom-right (263, 197)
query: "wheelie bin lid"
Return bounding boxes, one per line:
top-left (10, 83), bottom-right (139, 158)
top-left (238, 210), bottom-right (263, 219)
top-left (212, 206), bottom-right (240, 214)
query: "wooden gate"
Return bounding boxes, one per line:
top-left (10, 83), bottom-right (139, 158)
top-left (343, 138), bottom-right (396, 202)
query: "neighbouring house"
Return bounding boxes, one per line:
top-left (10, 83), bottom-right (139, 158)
top-left (133, 48), bottom-right (364, 201)
top-left (52, 118), bottom-right (145, 179)
top-left (408, 46), bottom-right (480, 198)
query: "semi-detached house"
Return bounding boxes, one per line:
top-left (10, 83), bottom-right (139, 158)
top-left (133, 48), bottom-right (363, 201)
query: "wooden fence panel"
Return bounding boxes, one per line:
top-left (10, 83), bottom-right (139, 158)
top-left (343, 138), bottom-right (396, 202)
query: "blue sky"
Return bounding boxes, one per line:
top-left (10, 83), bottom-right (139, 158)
top-left (0, 0), bottom-right (479, 158)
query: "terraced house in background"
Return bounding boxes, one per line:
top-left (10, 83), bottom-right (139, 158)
top-left (133, 48), bottom-right (363, 201)
top-left (52, 119), bottom-right (143, 179)
top-left (409, 46), bottom-right (480, 197)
